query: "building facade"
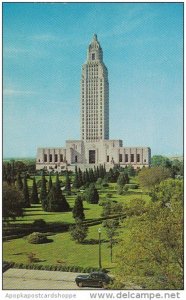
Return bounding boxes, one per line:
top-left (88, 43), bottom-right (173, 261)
top-left (36, 35), bottom-right (151, 172)
top-left (81, 34), bottom-right (109, 141)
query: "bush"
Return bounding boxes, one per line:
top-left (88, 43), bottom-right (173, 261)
top-left (27, 232), bottom-right (50, 244)
top-left (11, 262), bottom-right (106, 274)
top-left (106, 193), bottom-right (112, 198)
top-left (117, 185), bottom-right (124, 195)
top-left (125, 184), bottom-right (138, 189)
top-left (27, 252), bottom-right (39, 263)
top-left (102, 183), bottom-right (109, 187)
top-left (32, 219), bottom-right (46, 228)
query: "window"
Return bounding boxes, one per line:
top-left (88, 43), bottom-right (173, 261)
top-left (55, 154), bottom-right (58, 162)
top-left (119, 154), bottom-right (122, 162)
top-left (89, 150), bottom-right (96, 163)
top-left (125, 154), bottom-right (128, 162)
top-left (49, 154), bottom-right (52, 162)
top-left (75, 155), bottom-right (78, 163)
top-left (131, 154), bottom-right (134, 162)
top-left (107, 155), bottom-right (109, 162)
top-left (137, 154), bottom-right (140, 162)
top-left (92, 53), bottom-right (95, 60)
top-left (44, 154), bottom-right (47, 162)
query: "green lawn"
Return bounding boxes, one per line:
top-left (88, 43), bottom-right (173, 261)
top-left (3, 180), bottom-right (151, 270)
top-left (3, 224), bottom-right (117, 270)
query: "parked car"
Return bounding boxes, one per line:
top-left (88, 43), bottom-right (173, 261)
top-left (75, 271), bottom-right (112, 288)
top-left (2, 261), bottom-right (12, 273)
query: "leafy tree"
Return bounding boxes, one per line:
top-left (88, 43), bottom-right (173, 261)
top-left (48, 174), bottom-right (53, 192)
top-left (16, 173), bottom-right (23, 191)
top-left (123, 198), bottom-right (147, 217)
top-left (65, 171), bottom-right (71, 195)
top-left (10, 159), bottom-right (16, 185)
top-left (70, 219), bottom-right (88, 243)
top-left (151, 155), bottom-right (172, 168)
top-left (138, 166), bottom-right (171, 190)
top-left (30, 177), bottom-right (39, 204)
top-left (101, 200), bottom-right (112, 217)
top-left (72, 195), bottom-right (85, 220)
top-left (23, 174), bottom-right (30, 208)
top-left (40, 173), bottom-right (48, 210)
top-left (85, 183), bottom-right (99, 204)
top-left (150, 178), bottom-right (183, 207)
top-left (170, 159), bottom-right (183, 178)
top-left (3, 182), bottom-right (24, 221)
top-left (103, 219), bottom-right (119, 262)
top-left (115, 179), bottom-right (183, 289)
top-left (101, 200), bottom-right (124, 218)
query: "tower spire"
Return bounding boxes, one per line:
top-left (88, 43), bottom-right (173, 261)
top-left (93, 33), bottom-right (97, 41)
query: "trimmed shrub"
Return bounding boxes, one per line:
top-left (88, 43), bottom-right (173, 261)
top-left (125, 184), bottom-right (138, 189)
top-left (10, 262), bottom-right (107, 274)
top-left (32, 219), bottom-right (46, 228)
top-left (27, 232), bottom-right (50, 244)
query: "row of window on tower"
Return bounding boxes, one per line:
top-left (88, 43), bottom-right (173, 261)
top-left (44, 154), bottom-right (64, 163)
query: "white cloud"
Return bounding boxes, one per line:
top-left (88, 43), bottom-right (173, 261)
top-left (31, 33), bottom-right (60, 42)
top-left (4, 88), bottom-right (36, 97)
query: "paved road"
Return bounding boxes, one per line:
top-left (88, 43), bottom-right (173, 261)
top-left (3, 268), bottom-right (102, 290)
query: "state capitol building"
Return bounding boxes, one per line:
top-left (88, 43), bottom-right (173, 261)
top-left (36, 34), bottom-right (151, 171)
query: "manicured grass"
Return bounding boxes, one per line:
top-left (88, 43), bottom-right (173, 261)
top-left (3, 224), bottom-right (117, 270)
top-left (3, 180), bottom-right (151, 270)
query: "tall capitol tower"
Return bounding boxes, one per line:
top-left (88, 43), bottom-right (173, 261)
top-left (80, 34), bottom-right (109, 141)
top-left (36, 34), bottom-right (151, 171)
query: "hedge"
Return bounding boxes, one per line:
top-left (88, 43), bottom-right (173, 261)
top-left (125, 184), bottom-right (139, 189)
top-left (8, 261), bottom-right (108, 274)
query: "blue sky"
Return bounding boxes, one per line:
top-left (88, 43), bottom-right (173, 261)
top-left (3, 2), bottom-right (183, 158)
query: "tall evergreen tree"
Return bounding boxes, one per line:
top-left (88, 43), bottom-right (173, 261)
top-left (16, 173), bottom-right (23, 191)
top-left (96, 166), bottom-right (100, 178)
top-left (3, 163), bottom-right (8, 182)
top-left (40, 173), bottom-right (48, 211)
top-left (30, 177), bottom-right (39, 204)
top-left (10, 159), bottom-right (16, 185)
top-left (73, 169), bottom-right (80, 189)
top-left (55, 172), bottom-right (70, 211)
top-left (72, 195), bottom-right (85, 220)
top-left (82, 171), bottom-right (86, 186)
top-left (93, 166), bottom-right (98, 181)
top-left (78, 168), bottom-right (83, 187)
top-left (117, 173), bottom-right (129, 187)
top-left (103, 164), bottom-right (106, 177)
top-left (48, 174), bottom-right (53, 192)
top-left (47, 186), bottom-right (58, 212)
top-left (85, 168), bottom-right (90, 184)
top-left (89, 168), bottom-right (95, 183)
top-left (23, 174), bottom-right (30, 208)
top-left (6, 162), bottom-right (12, 185)
top-left (65, 171), bottom-right (71, 195)
top-left (86, 183), bottom-right (99, 204)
